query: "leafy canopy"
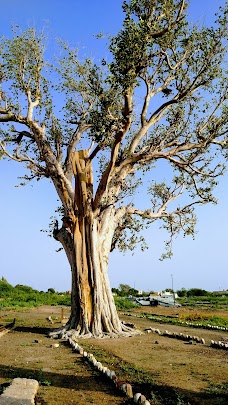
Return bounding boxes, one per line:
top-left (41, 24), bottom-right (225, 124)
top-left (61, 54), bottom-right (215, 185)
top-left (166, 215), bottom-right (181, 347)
top-left (0, 0), bottom-right (227, 258)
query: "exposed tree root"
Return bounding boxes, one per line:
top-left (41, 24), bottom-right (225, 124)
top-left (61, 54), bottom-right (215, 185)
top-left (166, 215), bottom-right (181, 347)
top-left (48, 321), bottom-right (142, 339)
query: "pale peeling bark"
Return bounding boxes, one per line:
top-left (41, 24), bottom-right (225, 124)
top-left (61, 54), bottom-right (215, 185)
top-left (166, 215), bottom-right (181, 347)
top-left (51, 150), bottom-right (138, 338)
top-left (52, 216), bottom-right (137, 338)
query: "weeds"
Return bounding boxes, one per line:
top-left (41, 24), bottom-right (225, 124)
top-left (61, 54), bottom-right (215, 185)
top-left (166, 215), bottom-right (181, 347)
top-left (114, 297), bottom-right (138, 310)
top-left (179, 311), bottom-right (228, 327)
top-left (138, 312), bottom-right (228, 329)
top-left (0, 280), bottom-right (71, 309)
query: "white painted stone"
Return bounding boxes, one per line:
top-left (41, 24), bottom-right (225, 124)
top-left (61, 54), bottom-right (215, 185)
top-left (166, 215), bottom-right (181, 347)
top-left (134, 392), bottom-right (142, 403)
top-left (106, 369), bottom-right (111, 378)
top-left (109, 371), bottom-right (116, 379)
top-left (121, 383), bottom-right (126, 392)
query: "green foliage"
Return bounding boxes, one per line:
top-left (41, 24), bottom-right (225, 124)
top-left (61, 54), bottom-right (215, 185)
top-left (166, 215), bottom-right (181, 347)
top-left (111, 212), bottom-right (149, 253)
top-left (0, 0), bottom-right (228, 260)
top-left (0, 277), bottom-right (13, 293)
top-left (186, 288), bottom-right (210, 297)
top-left (112, 284), bottom-right (140, 297)
top-left (1, 28), bottom-right (51, 114)
top-left (176, 288), bottom-right (187, 297)
top-left (47, 287), bottom-right (55, 294)
top-left (0, 280), bottom-right (70, 309)
top-left (15, 284), bottom-right (38, 293)
top-left (206, 382), bottom-right (228, 400)
top-left (178, 293), bottom-right (228, 310)
top-left (114, 296), bottom-right (138, 310)
top-left (140, 310), bottom-right (228, 329)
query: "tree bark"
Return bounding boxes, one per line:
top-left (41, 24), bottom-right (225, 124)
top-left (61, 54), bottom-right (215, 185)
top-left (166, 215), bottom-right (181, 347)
top-left (51, 150), bottom-right (134, 338)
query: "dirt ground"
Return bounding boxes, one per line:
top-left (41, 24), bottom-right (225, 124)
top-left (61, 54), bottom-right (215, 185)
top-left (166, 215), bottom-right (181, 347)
top-left (0, 305), bottom-right (227, 404)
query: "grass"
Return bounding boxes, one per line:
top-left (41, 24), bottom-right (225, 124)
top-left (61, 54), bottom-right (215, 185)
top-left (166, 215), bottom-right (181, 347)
top-left (178, 310), bottom-right (228, 327)
top-left (207, 382), bottom-right (228, 396)
top-left (178, 295), bottom-right (228, 309)
top-left (81, 341), bottom-right (192, 405)
top-left (135, 311), bottom-right (228, 329)
top-left (114, 296), bottom-right (138, 310)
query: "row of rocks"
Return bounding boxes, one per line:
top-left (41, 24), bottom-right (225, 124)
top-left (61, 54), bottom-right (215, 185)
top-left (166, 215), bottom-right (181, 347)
top-left (123, 313), bottom-right (228, 332)
top-left (210, 340), bottom-right (228, 350)
top-left (67, 337), bottom-right (151, 405)
top-left (145, 327), bottom-right (206, 344)
top-left (146, 327), bottom-right (228, 350)
top-left (178, 321), bottom-right (228, 332)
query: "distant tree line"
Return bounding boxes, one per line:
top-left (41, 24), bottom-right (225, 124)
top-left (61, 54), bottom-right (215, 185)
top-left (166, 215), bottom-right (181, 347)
top-left (111, 283), bottom-right (228, 298)
top-left (176, 288), bottom-right (228, 297)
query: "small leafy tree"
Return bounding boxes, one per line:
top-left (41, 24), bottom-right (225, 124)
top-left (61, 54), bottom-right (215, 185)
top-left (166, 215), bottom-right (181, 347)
top-left (0, 1), bottom-right (227, 338)
top-left (47, 288), bottom-right (55, 294)
top-left (176, 288), bottom-right (187, 297)
top-left (187, 288), bottom-right (210, 297)
top-left (118, 284), bottom-right (138, 296)
top-left (0, 277), bottom-right (13, 293)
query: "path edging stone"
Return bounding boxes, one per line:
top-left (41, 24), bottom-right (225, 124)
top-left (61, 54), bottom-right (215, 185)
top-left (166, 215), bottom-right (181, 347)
top-left (0, 378), bottom-right (39, 405)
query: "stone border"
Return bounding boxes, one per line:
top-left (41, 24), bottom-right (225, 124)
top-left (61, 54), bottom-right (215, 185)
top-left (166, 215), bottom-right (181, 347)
top-left (210, 339), bottom-right (228, 350)
top-left (145, 327), bottom-right (206, 344)
top-left (123, 313), bottom-right (228, 351)
top-left (123, 312), bottom-right (228, 332)
top-left (67, 337), bottom-right (151, 405)
top-left (145, 326), bottom-right (228, 350)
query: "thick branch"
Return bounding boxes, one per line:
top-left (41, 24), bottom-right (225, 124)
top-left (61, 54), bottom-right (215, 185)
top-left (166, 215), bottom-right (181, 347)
top-left (64, 125), bottom-right (90, 179)
top-left (0, 112), bottom-right (17, 123)
top-left (27, 90), bottom-right (40, 121)
top-left (126, 184), bottom-right (184, 219)
top-left (93, 89), bottom-right (133, 210)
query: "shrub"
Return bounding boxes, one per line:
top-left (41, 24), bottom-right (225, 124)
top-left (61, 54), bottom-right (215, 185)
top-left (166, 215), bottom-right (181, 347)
top-left (114, 297), bottom-right (138, 310)
top-left (0, 277), bottom-right (13, 293)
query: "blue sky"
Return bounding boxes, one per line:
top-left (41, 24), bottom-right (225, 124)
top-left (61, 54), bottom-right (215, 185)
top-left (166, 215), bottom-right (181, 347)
top-left (0, 0), bottom-right (227, 293)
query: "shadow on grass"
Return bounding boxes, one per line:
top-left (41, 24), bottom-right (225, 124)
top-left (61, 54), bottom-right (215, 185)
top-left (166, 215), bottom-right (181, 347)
top-left (81, 342), bottom-right (228, 405)
top-left (134, 380), bottom-right (228, 405)
top-left (14, 326), bottom-right (56, 335)
top-left (0, 363), bottom-right (124, 397)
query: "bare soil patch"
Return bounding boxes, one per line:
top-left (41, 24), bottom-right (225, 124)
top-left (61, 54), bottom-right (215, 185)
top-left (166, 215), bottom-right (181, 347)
top-left (0, 306), bottom-right (227, 404)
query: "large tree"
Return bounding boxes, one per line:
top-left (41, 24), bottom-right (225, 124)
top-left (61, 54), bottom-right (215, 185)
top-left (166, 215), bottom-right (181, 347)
top-left (0, 0), bottom-right (227, 338)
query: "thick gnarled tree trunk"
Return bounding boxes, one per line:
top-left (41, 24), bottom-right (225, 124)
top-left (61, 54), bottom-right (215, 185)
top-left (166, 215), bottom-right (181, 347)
top-left (52, 150), bottom-right (133, 338)
top-left (54, 214), bottom-right (131, 338)
top-left (68, 218), bottom-right (125, 337)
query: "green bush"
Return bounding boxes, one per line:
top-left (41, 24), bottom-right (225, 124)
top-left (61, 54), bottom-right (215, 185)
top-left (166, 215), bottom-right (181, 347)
top-left (0, 277), bottom-right (14, 293)
top-left (0, 279), bottom-right (71, 309)
top-left (114, 296), bottom-right (138, 310)
top-left (187, 288), bottom-right (210, 297)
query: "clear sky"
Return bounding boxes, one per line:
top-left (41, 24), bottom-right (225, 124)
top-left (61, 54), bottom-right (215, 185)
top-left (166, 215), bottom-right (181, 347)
top-left (0, 0), bottom-right (227, 293)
